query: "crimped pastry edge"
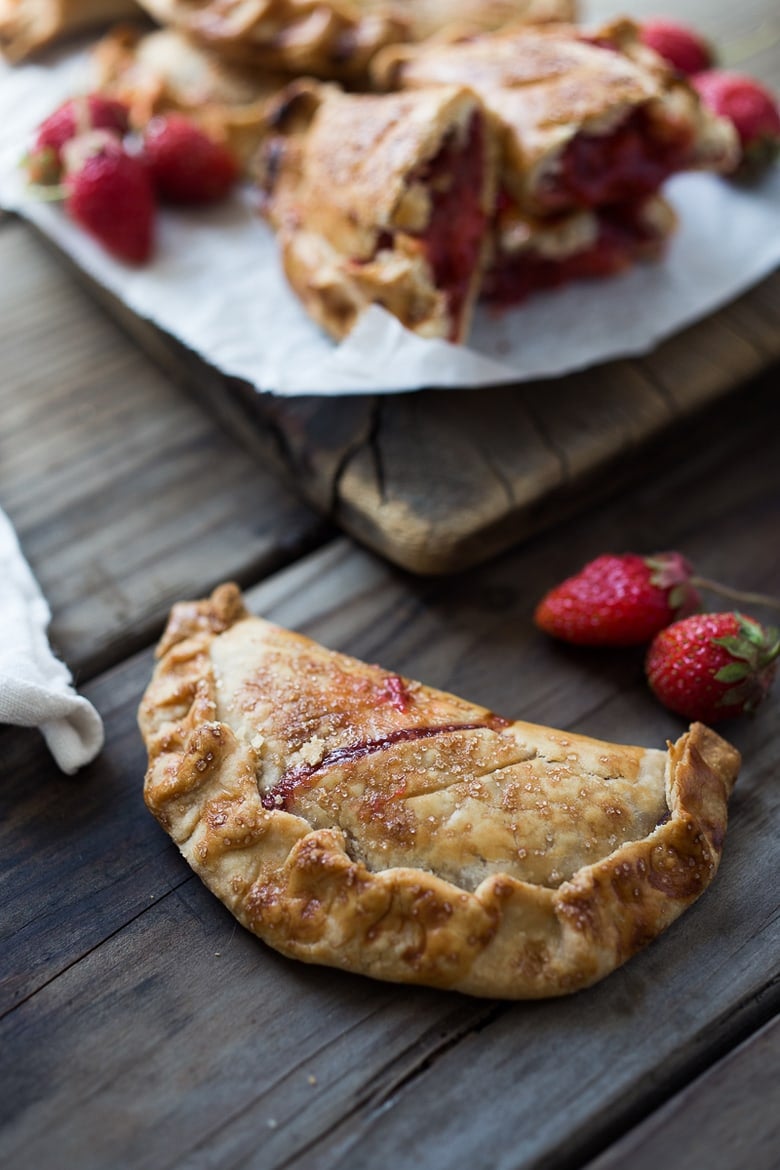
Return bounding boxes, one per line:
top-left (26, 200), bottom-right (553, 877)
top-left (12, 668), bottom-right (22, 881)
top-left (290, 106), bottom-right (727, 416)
top-left (139, 584), bottom-right (741, 999)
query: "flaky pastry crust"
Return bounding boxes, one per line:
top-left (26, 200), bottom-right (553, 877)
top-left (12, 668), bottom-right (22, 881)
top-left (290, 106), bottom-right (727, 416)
top-left (0, 0), bottom-right (140, 61)
top-left (373, 20), bottom-right (739, 214)
top-left (258, 82), bottom-right (497, 342)
top-left (93, 25), bottom-right (289, 167)
top-left (133, 0), bottom-right (408, 80)
top-left (131, 0), bottom-right (576, 79)
top-left (139, 584), bottom-right (741, 999)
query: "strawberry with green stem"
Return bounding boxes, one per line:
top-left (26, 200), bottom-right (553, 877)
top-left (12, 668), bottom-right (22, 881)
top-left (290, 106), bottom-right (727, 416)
top-left (534, 553), bottom-right (700, 647)
top-left (25, 95), bottom-right (129, 185)
top-left (646, 612), bottom-right (780, 723)
top-left (535, 552), bottom-right (780, 648)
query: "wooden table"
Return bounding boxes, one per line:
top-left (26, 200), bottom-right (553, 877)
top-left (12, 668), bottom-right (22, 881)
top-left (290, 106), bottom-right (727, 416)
top-left (1, 1), bottom-right (779, 1166)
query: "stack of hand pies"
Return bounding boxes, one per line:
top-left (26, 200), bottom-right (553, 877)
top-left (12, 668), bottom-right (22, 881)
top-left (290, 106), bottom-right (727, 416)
top-left (4, 0), bottom-right (739, 343)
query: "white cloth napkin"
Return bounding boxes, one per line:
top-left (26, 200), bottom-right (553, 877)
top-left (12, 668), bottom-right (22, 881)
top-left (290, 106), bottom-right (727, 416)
top-left (0, 507), bottom-right (104, 773)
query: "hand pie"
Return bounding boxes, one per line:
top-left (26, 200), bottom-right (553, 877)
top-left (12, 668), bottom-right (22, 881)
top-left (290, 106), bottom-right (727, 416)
top-left (374, 20), bottom-right (739, 217)
top-left (130, 0), bottom-right (576, 80)
top-left (133, 0), bottom-right (409, 80)
top-left (484, 195), bottom-right (677, 305)
top-left (257, 82), bottom-right (497, 343)
top-left (0, 0), bottom-right (140, 61)
top-left (139, 584), bottom-right (741, 1000)
top-left (93, 25), bottom-right (289, 168)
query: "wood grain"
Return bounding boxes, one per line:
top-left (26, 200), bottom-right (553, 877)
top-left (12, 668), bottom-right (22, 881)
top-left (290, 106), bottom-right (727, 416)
top-left (0, 222), bottom-right (330, 678)
top-left (1, 373), bottom-right (778, 1170)
top-left (584, 1015), bottom-right (780, 1170)
top-left (241, 275), bottom-right (780, 575)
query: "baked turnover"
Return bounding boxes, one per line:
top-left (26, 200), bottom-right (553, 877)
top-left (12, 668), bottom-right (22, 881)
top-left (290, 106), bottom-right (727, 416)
top-left (374, 20), bottom-right (739, 217)
top-left (0, 0), bottom-right (140, 60)
top-left (130, 0), bottom-right (577, 79)
top-left (257, 82), bottom-right (497, 342)
top-left (133, 0), bottom-right (409, 80)
top-left (139, 585), bottom-right (741, 999)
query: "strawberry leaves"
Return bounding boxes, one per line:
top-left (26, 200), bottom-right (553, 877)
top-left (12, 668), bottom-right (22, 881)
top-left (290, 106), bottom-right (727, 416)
top-left (646, 612), bottom-right (780, 723)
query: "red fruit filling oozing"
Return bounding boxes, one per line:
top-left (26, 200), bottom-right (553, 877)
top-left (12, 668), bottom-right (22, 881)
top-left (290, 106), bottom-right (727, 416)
top-left (483, 200), bottom-right (667, 306)
top-left (367, 113), bottom-right (488, 340)
top-left (261, 716), bottom-right (510, 811)
top-left (416, 113), bottom-right (487, 337)
top-left (536, 106), bottom-right (694, 211)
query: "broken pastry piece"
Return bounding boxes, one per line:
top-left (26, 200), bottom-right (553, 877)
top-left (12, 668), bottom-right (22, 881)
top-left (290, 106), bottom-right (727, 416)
top-left (139, 584), bottom-right (741, 1000)
top-left (0, 0), bottom-right (141, 61)
top-left (374, 20), bottom-right (739, 217)
top-left (484, 195), bottom-right (677, 305)
top-left (93, 25), bottom-right (289, 168)
top-left (257, 82), bottom-right (497, 343)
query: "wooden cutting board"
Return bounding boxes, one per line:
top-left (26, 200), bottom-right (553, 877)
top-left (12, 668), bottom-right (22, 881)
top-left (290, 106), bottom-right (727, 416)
top-left (45, 239), bottom-right (780, 573)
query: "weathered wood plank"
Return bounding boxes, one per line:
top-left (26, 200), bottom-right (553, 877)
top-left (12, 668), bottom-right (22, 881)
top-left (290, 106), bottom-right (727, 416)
top-left (583, 1015), bottom-right (780, 1170)
top-left (1, 374), bottom-right (778, 1170)
top-left (0, 221), bottom-right (330, 677)
top-left (255, 272), bottom-right (780, 574)
top-left (76, 267), bottom-right (780, 576)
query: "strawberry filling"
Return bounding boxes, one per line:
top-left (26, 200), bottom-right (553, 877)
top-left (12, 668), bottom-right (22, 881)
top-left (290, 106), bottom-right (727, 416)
top-left (366, 113), bottom-right (488, 340)
top-left (483, 201), bottom-right (668, 306)
top-left (414, 113), bottom-right (487, 338)
top-left (261, 717), bottom-right (508, 811)
top-left (536, 106), bottom-right (694, 210)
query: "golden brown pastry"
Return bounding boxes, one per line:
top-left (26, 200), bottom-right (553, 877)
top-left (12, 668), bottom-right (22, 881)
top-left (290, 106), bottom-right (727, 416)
top-left (132, 0), bottom-right (409, 80)
top-left (0, 0), bottom-right (141, 61)
top-left (374, 20), bottom-right (739, 217)
top-left (367, 0), bottom-right (578, 41)
top-left (139, 584), bottom-right (741, 1000)
top-left (93, 25), bottom-right (289, 167)
top-left (130, 0), bottom-right (576, 79)
top-left (257, 81), bottom-right (497, 343)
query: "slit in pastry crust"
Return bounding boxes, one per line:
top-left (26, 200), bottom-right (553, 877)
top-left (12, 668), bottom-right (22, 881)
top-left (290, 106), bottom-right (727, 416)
top-left (139, 584), bottom-right (741, 999)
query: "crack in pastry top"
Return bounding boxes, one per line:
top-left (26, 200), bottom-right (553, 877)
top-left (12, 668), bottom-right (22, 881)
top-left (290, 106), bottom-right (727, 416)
top-left (210, 619), bottom-right (669, 892)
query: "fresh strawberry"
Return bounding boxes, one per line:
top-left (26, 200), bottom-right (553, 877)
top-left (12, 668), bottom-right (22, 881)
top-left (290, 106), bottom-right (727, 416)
top-left (534, 553), bottom-right (700, 647)
top-left (26, 95), bottom-right (129, 185)
top-left (143, 115), bottom-right (239, 205)
top-left (646, 612), bottom-right (779, 723)
top-left (640, 19), bottom-right (714, 76)
top-left (63, 134), bottom-right (155, 264)
top-left (692, 70), bottom-right (780, 174)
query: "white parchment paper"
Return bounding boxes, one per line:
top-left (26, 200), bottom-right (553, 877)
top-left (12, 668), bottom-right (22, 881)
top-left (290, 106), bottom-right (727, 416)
top-left (1, 48), bottom-right (779, 396)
